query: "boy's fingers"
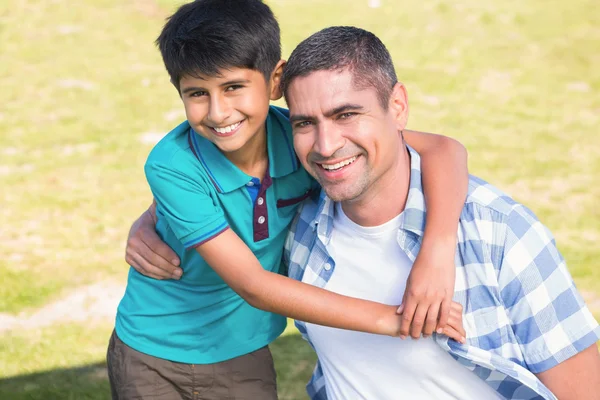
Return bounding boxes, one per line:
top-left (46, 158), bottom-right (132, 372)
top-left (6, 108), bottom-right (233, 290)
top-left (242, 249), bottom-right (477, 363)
top-left (442, 326), bottom-right (466, 344)
top-left (447, 311), bottom-right (466, 338)
top-left (409, 303), bottom-right (429, 339)
top-left (399, 299), bottom-right (417, 339)
top-left (436, 300), bottom-right (451, 334)
top-left (423, 302), bottom-right (440, 337)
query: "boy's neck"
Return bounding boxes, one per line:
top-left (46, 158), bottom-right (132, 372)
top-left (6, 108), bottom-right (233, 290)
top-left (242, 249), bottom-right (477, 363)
top-left (224, 125), bottom-right (269, 180)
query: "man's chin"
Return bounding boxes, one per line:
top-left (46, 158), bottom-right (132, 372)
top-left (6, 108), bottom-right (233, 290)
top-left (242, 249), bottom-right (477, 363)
top-left (320, 183), bottom-right (361, 203)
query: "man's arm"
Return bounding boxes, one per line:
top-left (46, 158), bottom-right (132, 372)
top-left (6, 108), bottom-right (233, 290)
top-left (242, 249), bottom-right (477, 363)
top-left (536, 344), bottom-right (600, 400)
top-left (498, 204), bottom-right (600, 397)
top-left (124, 200), bottom-right (182, 279)
top-left (401, 130), bottom-right (468, 338)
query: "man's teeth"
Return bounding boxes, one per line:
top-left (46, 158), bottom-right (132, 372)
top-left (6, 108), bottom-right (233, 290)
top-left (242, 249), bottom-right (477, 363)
top-left (213, 121), bottom-right (242, 133)
top-left (321, 156), bottom-right (357, 171)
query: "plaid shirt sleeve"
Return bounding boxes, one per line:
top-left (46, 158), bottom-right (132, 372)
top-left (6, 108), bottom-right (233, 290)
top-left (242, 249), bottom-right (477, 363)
top-left (498, 204), bottom-right (600, 373)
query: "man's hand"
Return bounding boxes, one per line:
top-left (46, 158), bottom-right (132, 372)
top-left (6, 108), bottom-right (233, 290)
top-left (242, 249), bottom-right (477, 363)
top-left (397, 237), bottom-right (456, 339)
top-left (125, 202), bottom-right (182, 280)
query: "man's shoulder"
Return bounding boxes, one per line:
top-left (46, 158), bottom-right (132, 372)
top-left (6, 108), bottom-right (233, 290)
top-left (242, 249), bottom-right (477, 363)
top-left (463, 175), bottom-right (546, 242)
top-left (465, 175), bottom-right (524, 218)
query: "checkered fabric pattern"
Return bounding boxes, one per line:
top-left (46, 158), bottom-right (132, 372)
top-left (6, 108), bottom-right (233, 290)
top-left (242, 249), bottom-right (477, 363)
top-left (284, 146), bottom-right (600, 400)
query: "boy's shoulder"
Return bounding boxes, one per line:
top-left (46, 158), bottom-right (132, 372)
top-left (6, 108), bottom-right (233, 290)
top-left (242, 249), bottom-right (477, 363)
top-left (269, 105), bottom-right (289, 120)
top-left (145, 120), bottom-right (204, 177)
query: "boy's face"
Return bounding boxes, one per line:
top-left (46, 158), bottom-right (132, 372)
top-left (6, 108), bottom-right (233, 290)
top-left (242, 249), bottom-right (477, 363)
top-left (179, 65), bottom-right (282, 156)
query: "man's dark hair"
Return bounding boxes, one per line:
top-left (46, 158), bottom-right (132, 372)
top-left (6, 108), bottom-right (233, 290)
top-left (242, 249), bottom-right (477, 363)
top-left (281, 26), bottom-right (398, 108)
top-left (156, 0), bottom-right (281, 88)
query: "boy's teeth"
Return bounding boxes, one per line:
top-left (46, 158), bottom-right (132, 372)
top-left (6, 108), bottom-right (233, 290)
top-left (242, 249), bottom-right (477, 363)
top-left (214, 121), bottom-right (241, 133)
top-left (321, 156), bottom-right (357, 170)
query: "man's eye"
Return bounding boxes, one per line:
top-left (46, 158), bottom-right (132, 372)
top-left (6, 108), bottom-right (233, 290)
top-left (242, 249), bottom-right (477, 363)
top-left (339, 112), bottom-right (356, 119)
top-left (295, 121), bottom-right (312, 128)
top-left (226, 85), bottom-right (243, 91)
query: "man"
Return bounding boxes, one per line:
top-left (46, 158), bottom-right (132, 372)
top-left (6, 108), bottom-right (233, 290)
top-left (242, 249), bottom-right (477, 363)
top-left (126, 26), bottom-right (600, 399)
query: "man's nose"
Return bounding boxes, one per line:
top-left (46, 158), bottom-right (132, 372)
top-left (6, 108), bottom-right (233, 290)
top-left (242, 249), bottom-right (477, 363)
top-left (207, 95), bottom-right (231, 124)
top-left (314, 124), bottom-right (344, 158)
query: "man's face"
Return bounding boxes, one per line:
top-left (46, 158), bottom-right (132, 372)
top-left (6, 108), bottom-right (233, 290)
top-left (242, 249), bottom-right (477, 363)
top-left (179, 67), bottom-right (275, 156)
top-left (287, 69), bottom-right (408, 202)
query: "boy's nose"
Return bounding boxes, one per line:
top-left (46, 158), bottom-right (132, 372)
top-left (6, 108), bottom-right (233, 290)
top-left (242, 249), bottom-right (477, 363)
top-left (207, 96), bottom-right (231, 124)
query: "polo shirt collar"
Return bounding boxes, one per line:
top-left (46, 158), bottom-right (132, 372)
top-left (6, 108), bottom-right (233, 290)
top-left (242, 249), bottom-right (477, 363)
top-left (188, 106), bottom-right (299, 193)
top-left (311, 145), bottom-right (427, 238)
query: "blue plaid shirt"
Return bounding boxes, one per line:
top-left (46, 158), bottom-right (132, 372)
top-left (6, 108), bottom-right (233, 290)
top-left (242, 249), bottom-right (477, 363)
top-left (284, 146), bottom-right (600, 400)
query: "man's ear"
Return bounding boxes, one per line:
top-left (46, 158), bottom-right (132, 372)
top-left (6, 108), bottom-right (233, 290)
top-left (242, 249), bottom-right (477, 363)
top-left (388, 82), bottom-right (409, 131)
top-left (269, 59), bottom-right (287, 101)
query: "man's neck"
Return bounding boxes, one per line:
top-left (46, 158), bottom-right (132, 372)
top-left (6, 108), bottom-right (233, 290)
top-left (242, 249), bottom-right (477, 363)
top-left (340, 145), bottom-right (411, 227)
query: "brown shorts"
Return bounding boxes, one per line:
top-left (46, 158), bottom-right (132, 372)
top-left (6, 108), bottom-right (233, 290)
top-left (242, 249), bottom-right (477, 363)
top-left (106, 330), bottom-right (278, 400)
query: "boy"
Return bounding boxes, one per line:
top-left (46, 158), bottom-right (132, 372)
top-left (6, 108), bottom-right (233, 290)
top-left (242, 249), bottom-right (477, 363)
top-left (109, 1), bottom-right (470, 399)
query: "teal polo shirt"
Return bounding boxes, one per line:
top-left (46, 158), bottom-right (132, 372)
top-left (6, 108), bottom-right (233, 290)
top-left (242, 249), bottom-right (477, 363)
top-left (115, 106), bottom-right (317, 364)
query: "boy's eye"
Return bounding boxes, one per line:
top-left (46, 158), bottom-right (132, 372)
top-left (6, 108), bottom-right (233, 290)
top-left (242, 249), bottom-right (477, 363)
top-left (226, 85), bottom-right (244, 91)
top-left (190, 90), bottom-right (208, 97)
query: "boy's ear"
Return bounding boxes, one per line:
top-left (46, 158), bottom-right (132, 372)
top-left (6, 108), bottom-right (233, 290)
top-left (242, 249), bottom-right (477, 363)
top-left (269, 59), bottom-right (287, 101)
top-left (388, 82), bottom-right (409, 131)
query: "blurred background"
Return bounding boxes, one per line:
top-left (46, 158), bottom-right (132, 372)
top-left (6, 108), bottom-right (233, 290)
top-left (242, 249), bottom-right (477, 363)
top-left (1, 0), bottom-right (598, 398)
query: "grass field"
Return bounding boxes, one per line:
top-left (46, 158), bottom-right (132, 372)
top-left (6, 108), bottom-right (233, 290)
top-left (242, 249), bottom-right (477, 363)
top-left (1, 0), bottom-right (599, 398)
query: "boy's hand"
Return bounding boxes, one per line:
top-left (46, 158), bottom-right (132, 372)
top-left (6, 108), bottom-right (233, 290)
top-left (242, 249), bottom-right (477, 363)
top-left (434, 301), bottom-right (465, 343)
top-left (125, 202), bottom-right (182, 280)
top-left (387, 302), bottom-right (465, 343)
top-left (397, 239), bottom-right (456, 339)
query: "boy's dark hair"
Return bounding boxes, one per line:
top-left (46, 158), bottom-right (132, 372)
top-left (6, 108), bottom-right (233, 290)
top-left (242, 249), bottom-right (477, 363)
top-left (281, 26), bottom-right (398, 108)
top-left (156, 0), bottom-right (281, 88)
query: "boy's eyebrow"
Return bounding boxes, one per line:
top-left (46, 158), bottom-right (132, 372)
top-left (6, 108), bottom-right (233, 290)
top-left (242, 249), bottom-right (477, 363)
top-left (289, 103), bottom-right (364, 124)
top-left (219, 79), bottom-right (251, 87)
top-left (180, 79), bottom-right (252, 94)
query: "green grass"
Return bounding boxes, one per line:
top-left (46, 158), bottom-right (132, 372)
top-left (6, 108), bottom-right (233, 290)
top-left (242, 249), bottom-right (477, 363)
top-left (1, 0), bottom-right (598, 398)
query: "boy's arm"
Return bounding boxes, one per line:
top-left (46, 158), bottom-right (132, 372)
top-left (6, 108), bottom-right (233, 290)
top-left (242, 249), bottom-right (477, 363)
top-left (198, 226), bottom-right (464, 342)
top-left (401, 130), bottom-right (468, 339)
top-left (124, 200), bottom-right (183, 280)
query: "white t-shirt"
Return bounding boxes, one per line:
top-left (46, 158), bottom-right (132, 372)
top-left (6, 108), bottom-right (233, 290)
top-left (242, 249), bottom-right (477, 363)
top-left (303, 203), bottom-right (504, 400)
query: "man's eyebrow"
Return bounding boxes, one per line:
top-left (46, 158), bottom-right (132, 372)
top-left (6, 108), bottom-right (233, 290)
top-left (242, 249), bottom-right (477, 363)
top-left (289, 113), bottom-right (314, 124)
top-left (289, 104), bottom-right (365, 124)
top-left (324, 104), bottom-right (364, 118)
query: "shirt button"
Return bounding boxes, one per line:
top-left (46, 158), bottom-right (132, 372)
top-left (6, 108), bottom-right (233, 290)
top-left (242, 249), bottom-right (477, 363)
top-left (323, 262), bottom-right (332, 271)
top-left (246, 181), bottom-right (254, 187)
top-left (257, 197), bottom-right (264, 205)
top-left (258, 216), bottom-right (266, 224)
